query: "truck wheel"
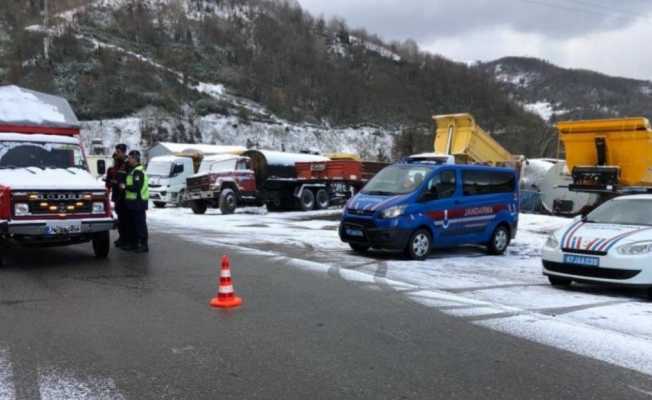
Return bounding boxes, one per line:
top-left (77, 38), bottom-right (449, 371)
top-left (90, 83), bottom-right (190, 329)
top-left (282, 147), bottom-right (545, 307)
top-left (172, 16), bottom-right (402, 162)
top-left (315, 189), bottom-right (330, 210)
top-left (548, 276), bottom-right (572, 287)
top-left (176, 190), bottom-right (186, 207)
top-left (191, 200), bottom-right (207, 215)
top-left (406, 229), bottom-right (431, 261)
top-left (349, 243), bottom-right (370, 253)
top-left (219, 189), bottom-right (237, 215)
top-left (153, 202), bottom-right (166, 209)
top-left (299, 189), bottom-right (315, 211)
top-left (92, 231), bottom-right (110, 259)
top-left (487, 225), bottom-right (510, 255)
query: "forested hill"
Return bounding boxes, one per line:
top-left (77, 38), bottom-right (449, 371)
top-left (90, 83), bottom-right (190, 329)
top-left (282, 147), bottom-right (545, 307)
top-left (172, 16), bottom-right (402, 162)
top-left (0, 0), bottom-right (566, 157)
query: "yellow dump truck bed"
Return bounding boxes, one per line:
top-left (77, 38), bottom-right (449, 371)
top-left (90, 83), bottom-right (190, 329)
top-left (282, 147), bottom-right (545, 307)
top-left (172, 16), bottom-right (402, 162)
top-left (433, 113), bottom-right (513, 165)
top-left (557, 117), bottom-right (652, 187)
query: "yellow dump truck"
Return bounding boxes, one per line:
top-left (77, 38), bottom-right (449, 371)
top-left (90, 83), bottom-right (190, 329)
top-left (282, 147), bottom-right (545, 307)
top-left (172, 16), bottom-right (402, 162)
top-left (433, 113), bottom-right (516, 166)
top-left (557, 117), bottom-right (652, 192)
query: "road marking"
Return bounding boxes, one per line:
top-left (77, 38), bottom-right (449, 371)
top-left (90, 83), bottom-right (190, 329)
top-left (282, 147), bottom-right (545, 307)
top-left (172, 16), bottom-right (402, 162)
top-left (0, 347), bottom-right (16, 400)
top-left (38, 367), bottom-right (125, 400)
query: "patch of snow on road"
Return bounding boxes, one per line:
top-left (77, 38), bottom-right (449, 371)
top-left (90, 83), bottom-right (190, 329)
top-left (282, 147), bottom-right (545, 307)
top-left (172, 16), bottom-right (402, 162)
top-left (38, 367), bottom-right (125, 400)
top-left (0, 347), bottom-right (15, 400)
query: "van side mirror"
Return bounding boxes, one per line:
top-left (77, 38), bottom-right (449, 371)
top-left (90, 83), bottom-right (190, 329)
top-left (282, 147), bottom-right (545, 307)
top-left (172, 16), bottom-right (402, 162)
top-left (97, 160), bottom-right (106, 175)
top-left (420, 187), bottom-right (439, 202)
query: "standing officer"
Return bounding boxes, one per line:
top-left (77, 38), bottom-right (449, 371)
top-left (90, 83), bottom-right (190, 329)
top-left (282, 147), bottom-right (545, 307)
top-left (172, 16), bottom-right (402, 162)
top-left (106, 144), bottom-right (129, 248)
top-left (123, 150), bottom-right (149, 253)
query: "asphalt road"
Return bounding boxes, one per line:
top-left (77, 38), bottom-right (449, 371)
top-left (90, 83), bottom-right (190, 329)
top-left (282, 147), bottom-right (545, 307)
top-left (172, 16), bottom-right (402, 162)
top-left (1, 230), bottom-right (652, 400)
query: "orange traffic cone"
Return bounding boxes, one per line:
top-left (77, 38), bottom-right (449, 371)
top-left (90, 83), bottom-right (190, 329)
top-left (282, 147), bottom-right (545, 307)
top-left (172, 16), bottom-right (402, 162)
top-left (210, 256), bottom-right (243, 309)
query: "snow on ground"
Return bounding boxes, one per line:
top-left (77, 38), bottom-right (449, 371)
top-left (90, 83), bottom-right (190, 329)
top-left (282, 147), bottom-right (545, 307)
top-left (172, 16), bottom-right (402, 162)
top-left (149, 207), bottom-right (652, 376)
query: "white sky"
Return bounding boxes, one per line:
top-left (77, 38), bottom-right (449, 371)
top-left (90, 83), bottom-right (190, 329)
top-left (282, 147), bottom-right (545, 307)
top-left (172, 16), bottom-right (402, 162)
top-left (298, 0), bottom-right (652, 81)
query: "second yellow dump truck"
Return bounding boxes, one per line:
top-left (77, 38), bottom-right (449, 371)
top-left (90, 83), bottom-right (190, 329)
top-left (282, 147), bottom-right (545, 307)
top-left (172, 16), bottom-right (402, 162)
top-left (557, 117), bottom-right (652, 191)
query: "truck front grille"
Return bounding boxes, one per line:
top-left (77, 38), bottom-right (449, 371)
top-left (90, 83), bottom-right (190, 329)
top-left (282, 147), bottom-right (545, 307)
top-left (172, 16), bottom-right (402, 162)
top-left (15, 191), bottom-right (102, 216)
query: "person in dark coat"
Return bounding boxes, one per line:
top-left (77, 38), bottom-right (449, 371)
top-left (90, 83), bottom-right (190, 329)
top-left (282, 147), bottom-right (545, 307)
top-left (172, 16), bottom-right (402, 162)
top-left (105, 144), bottom-right (129, 248)
top-left (122, 150), bottom-right (149, 253)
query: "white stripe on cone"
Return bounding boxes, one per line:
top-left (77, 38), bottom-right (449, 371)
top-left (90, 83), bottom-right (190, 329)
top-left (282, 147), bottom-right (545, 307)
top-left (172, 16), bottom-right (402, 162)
top-left (219, 285), bottom-right (234, 294)
top-left (220, 270), bottom-right (232, 278)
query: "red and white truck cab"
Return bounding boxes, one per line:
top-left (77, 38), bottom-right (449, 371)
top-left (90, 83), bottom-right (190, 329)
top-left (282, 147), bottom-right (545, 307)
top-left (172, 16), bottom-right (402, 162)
top-left (0, 86), bottom-right (114, 266)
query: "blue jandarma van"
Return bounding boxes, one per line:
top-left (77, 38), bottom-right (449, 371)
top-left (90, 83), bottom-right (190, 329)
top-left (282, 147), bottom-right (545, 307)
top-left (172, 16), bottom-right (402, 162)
top-left (339, 161), bottom-right (519, 260)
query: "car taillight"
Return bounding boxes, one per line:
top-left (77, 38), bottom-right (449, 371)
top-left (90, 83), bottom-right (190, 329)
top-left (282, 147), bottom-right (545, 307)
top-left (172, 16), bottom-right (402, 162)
top-left (0, 186), bottom-right (11, 219)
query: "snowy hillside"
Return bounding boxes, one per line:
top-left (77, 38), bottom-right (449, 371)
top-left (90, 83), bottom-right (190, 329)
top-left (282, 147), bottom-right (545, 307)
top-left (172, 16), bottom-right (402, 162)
top-left (480, 57), bottom-right (652, 124)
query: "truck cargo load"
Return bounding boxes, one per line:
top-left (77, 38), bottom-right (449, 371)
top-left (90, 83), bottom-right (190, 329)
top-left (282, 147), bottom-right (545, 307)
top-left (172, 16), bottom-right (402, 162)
top-left (433, 113), bottom-right (514, 165)
top-left (241, 150), bottom-right (329, 186)
top-left (557, 117), bottom-right (652, 189)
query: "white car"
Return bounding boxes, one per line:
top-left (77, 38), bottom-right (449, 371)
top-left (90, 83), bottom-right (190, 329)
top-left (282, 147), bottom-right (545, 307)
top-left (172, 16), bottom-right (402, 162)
top-left (542, 195), bottom-right (652, 299)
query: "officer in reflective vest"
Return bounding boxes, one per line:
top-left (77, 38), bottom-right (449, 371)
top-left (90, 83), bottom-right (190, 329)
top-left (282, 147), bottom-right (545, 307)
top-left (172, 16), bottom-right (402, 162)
top-left (123, 150), bottom-right (149, 253)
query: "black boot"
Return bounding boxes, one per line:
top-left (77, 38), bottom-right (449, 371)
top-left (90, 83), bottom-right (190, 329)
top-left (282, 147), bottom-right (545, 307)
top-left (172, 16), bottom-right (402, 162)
top-left (133, 242), bottom-right (149, 253)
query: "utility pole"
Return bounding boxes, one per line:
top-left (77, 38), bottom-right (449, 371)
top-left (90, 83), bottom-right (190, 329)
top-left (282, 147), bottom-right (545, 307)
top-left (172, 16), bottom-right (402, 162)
top-left (43, 0), bottom-right (50, 60)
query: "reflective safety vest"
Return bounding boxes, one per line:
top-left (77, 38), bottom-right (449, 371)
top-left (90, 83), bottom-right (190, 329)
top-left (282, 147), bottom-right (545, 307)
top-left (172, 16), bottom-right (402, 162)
top-left (125, 165), bottom-right (149, 202)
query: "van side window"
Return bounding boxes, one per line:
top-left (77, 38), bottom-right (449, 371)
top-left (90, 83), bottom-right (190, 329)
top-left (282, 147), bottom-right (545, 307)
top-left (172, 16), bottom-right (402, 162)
top-left (427, 170), bottom-right (456, 199)
top-left (463, 170), bottom-right (515, 196)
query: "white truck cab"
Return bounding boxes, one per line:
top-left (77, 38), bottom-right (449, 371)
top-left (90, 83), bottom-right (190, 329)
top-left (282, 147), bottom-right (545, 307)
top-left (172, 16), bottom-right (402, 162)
top-left (147, 155), bottom-right (195, 208)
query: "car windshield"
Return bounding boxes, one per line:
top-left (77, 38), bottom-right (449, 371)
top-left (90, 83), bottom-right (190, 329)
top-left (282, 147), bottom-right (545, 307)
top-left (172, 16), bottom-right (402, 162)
top-left (0, 140), bottom-right (86, 170)
top-left (362, 165), bottom-right (431, 195)
top-left (147, 161), bottom-right (173, 177)
top-left (586, 198), bottom-right (652, 226)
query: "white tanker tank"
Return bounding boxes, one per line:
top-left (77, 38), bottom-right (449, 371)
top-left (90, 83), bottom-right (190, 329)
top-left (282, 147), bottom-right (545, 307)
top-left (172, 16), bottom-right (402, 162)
top-left (539, 161), bottom-right (600, 216)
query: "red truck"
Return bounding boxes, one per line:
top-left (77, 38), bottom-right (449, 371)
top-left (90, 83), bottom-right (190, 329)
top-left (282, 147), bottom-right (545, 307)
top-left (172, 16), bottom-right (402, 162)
top-left (0, 86), bottom-right (114, 266)
top-left (184, 150), bottom-right (385, 214)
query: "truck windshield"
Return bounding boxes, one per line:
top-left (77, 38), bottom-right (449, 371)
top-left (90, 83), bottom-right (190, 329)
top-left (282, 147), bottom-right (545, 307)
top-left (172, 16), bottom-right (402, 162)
top-left (586, 199), bottom-right (652, 226)
top-left (0, 141), bottom-right (85, 170)
top-left (147, 161), bottom-right (173, 177)
top-left (362, 165), bottom-right (432, 195)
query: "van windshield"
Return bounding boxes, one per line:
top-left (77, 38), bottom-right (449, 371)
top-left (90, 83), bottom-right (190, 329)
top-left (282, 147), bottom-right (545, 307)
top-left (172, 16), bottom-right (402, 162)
top-left (362, 165), bottom-right (431, 195)
top-left (0, 141), bottom-right (86, 170)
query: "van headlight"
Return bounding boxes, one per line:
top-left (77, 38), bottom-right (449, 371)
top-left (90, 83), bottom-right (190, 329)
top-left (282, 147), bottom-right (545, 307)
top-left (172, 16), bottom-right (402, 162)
top-left (14, 203), bottom-right (30, 216)
top-left (92, 202), bottom-right (105, 214)
top-left (381, 205), bottom-right (407, 219)
top-left (616, 241), bottom-right (652, 255)
top-left (545, 235), bottom-right (560, 249)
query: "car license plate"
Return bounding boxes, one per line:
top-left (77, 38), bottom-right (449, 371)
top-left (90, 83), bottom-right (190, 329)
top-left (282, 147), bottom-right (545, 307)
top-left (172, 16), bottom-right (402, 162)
top-left (564, 254), bottom-right (600, 267)
top-left (45, 220), bottom-right (82, 235)
top-left (346, 228), bottom-right (364, 238)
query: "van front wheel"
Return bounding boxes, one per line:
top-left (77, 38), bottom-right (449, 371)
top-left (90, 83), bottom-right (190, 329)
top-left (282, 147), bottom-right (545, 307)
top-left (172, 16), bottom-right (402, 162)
top-left (488, 225), bottom-right (510, 255)
top-left (406, 229), bottom-right (431, 261)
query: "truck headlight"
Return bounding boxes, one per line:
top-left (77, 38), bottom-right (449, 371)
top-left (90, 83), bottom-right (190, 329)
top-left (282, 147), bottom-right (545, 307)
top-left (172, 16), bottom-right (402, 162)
top-left (14, 203), bottom-right (30, 216)
top-left (545, 235), bottom-right (560, 249)
top-left (92, 202), bottom-right (105, 214)
top-left (616, 241), bottom-right (652, 255)
top-left (381, 205), bottom-right (407, 219)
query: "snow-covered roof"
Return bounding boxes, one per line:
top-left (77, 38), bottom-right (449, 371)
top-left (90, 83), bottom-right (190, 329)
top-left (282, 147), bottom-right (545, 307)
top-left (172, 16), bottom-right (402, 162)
top-left (150, 142), bottom-right (245, 155)
top-left (149, 155), bottom-right (188, 163)
top-left (201, 154), bottom-right (241, 163)
top-left (613, 194), bottom-right (652, 201)
top-left (248, 150), bottom-right (329, 167)
top-left (0, 133), bottom-right (79, 144)
top-left (0, 85), bottom-right (80, 128)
